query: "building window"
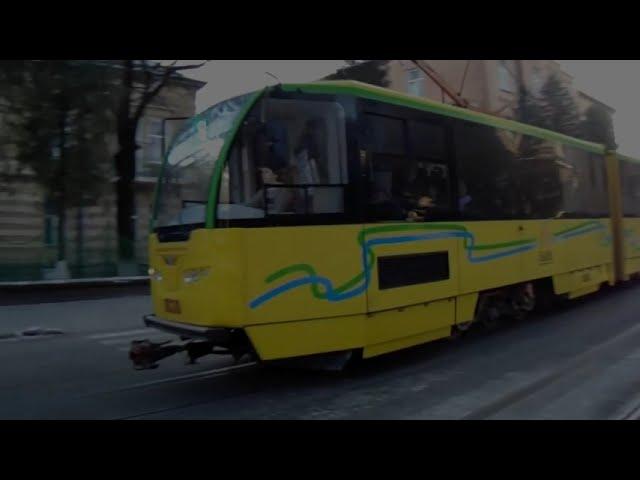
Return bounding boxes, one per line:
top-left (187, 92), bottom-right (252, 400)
top-left (44, 198), bottom-right (58, 247)
top-left (498, 60), bottom-right (516, 93)
top-left (531, 66), bottom-right (544, 95)
top-left (136, 117), bottom-right (164, 178)
top-left (407, 68), bottom-right (425, 97)
top-left (145, 118), bottom-right (164, 164)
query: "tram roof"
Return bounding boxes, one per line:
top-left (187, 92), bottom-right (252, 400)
top-left (278, 80), bottom-right (607, 155)
top-left (617, 153), bottom-right (640, 164)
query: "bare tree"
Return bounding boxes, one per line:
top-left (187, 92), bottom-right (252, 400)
top-left (0, 61), bottom-right (115, 264)
top-left (114, 60), bottom-right (206, 261)
top-left (324, 60), bottom-right (390, 88)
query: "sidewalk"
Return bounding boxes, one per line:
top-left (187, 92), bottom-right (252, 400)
top-left (0, 276), bottom-right (149, 290)
top-left (0, 276), bottom-right (150, 306)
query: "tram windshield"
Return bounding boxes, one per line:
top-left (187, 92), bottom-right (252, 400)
top-left (154, 92), bottom-right (256, 228)
top-left (218, 96), bottom-right (348, 222)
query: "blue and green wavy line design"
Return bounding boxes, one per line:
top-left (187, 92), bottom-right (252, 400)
top-left (249, 221), bottom-right (608, 309)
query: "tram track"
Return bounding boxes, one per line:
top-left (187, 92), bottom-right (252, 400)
top-left (81, 361), bottom-right (259, 400)
top-left (95, 362), bottom-right (261, 420)
top-left (114, 305), bottom-right (640, 420)
top-left (461, 318), bottom-right (640, 420)
top-left (6, 284), bottom-right (640, 420)
top-left (113, 362), bottom-right (259, 393)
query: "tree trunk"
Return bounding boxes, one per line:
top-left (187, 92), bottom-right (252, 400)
top-left (57, 200), bottom-right (66, 262)
top-left (57, 108), bottom-right (68, 263)
top-left (115, 144), bottom-right (136, 260)
top-left (76, 205), bottom-right (84, 273)
top-left (116, 61), bottom-right (136, 262)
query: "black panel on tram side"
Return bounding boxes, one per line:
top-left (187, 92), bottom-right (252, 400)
top-left (378, 252), bottom-right (450, 290)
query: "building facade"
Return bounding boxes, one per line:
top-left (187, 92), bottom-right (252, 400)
top-left (0, 66), bottom-right (205, 281)
top-left (382, 60), bottom-right (614, 121)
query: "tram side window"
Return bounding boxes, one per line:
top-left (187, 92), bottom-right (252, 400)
top-left (630, 168), bottom-right (640, 217)
top-left (453, 120), bottom-right (519, 219)
top-left (588, 152), bottom-right (608, 217)
top-left (364, 114), bottom-right (409, 221)
top-left (364, 114), bottom-right (451, 221)
top-left (407, 120), bottom-right (451, 212)
top-left (512, 135), bottom-right (559, 219)
top-left (218, 97), bottom-right (348, 221)
top-left (620, 160), bottom-right (629, 216)
top-left (621, 160), bottom-right (640, 217)
top-left (557, 146), bottom-right (607, 218)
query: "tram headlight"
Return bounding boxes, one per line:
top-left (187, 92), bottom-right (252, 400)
top-left (148, 267), bottom-right (163, 282)
top-left (183, 267), bottom-right (211, 285)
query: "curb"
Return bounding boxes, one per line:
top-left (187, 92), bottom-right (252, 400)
top-left (0, 276), bottom-right (149, 291)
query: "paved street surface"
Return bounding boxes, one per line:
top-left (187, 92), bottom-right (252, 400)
top-left (3, 283), bottom-right (640, 419)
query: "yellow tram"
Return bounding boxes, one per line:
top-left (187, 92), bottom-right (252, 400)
top-left (131, 80), bottom-right (640, 369)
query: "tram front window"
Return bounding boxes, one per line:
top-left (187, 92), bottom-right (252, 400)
top-left (218, 97), bottom-right (348, 222)
top-left (154, 93), bottom-right (255, 228)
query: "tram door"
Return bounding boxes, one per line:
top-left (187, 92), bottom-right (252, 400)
top-left (359, 106), bottom-right (460, 315)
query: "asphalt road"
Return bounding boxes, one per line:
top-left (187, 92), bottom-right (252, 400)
top-left (2, 282), bottom-right (640, 419)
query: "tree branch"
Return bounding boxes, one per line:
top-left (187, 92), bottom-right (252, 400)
top-left (131, 61), bottom-right (206, 124)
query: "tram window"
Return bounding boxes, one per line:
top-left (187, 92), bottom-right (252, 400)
top-left (618, 161), bottom-right (626, 214)
top-left (513, 136), bottom-right (563, 219)
top-left (620, 160), bottom-right (631, 216)
top-left (453, 120), bottom-right (520, 219)
top-left (408, 121), bottom-right (446, 160)
top-left (589, 153), bottom-right (608, 217)
top-left (217, 97), bottom-right (348, 222)
top-left (631, 173), bottom-right (640, 217)
top-left (366, 113), bottom-right (406, 155)
top-left (556, 146), bottom-right (607, 218)
top-left (407, 121), bottom-right (450, 211)
top-left (364, 113), bottom-right (452, 222)
top-left (621, 160), bottom-right (640, 217)
top-left (363, 114), bottom-right (408, 221)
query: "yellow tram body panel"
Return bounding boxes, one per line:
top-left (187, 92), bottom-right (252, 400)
top-left (148, 215), bottom-right (616, 361)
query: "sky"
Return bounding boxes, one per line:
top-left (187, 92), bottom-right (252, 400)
top-left (178, 60), bottom-right (640, 158)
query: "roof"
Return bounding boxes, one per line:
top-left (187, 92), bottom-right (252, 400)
top-left (279, 80), bottom-right (606, 154)
top-left (577, 90), bottom-right (616, 114)
top-left (86, 60), bottom-right (206, 90)
top-left (617, 153), bottom-right (640, 164)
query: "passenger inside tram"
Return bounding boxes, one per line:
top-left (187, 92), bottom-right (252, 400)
top-left (245, 166), bottom-right (296, 214)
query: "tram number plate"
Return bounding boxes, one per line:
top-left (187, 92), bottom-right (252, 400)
top-left (165, 299), bottom-right (181, 314)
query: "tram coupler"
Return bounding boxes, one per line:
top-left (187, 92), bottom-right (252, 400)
top-left (129, 340), bottom-right (187, 370)
top-left (184, 341), bottom-right (217, 365)
top-left (129, 339), bottom-right (231, 370)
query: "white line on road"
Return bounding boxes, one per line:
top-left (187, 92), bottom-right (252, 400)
top-left (614, 393), bottom-right (640, 420)
top-left (87, 329), bottom-right (151, 340)
top-left (101, 335), bottom-right (170, 346)
top-left (113, 362), bottom-right (258, 392)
